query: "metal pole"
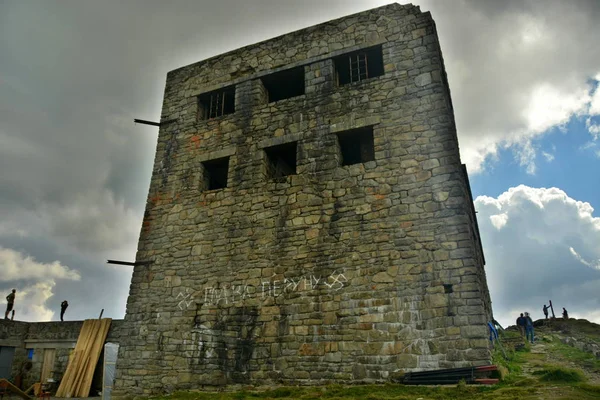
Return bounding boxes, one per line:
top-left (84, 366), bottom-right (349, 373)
top-left (549, 300), bottom-right (556, 318)
top-left (99, 309), bottom-right (104, 319)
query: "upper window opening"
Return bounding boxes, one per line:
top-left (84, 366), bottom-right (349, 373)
top-left (337, 126), bottom-right (375, 166)
top-left (202, 157), bottom-right (229, 190)
top-left (334, 46), bottom-right (384, 85)
top-left (261, 67), bottom-right (305, 103)
top-left (198, 87), bottom-right (235, 120)
top-left (264, 142), bottom-right (297, 178)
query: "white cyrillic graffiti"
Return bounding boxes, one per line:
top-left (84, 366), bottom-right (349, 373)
top-left (174, 271), bottom-right (348, 309)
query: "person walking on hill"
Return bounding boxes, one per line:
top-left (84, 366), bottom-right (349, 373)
top-left (5, 289), bottom-right (15, 320)
top-left (563, 308), bottom-right (569, 320)
top-left (516, 313), bottom-right (526, 337)
top-left (543, 304), bottom-right (549, 320)
top-left (524, 312), bottom-right (535, 344)
top-left (60, 300), bottom-right (69, 321)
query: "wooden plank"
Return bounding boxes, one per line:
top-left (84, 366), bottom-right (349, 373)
top-left (79, 319), bottom-right (102, 395)
top-left (40, 348), bottom-right (56, 383)
top-left (23, 383), bottom-right (36, 395)
top-left (56, 319), bottom-right (112, 398)
top-left (0, 378), bottom-right (32, 400)
top-left (80, 319), bottom-right (111, 397)
top-left (75, 320), bottom-right (99, 396)
top-left (57, 320), bottom-right (93, 397)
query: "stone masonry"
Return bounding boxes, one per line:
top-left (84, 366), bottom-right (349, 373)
top-left (114, 3), bottom-right (493, 397)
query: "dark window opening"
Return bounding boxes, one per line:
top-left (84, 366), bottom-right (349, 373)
top-left (337, 126), bottom-right (375, 166)
top-left (443, 284), bottom-right (453, 294)
top-left (334, 46), bottom-right (384, 85)
top-left (265, 142), bottom-right (297, 178)
top-left (198, 87), bottom-right (235, 120)
top-left (261, 67), bottom-right (305, 103)
top-left (202, 157), bottom-right (229, 190)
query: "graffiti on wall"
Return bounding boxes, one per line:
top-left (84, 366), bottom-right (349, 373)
top-left (175, 271), bottom-right (348, 310)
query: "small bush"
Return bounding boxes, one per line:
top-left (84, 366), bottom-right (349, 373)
top-left (265, 388), bottom-right (294, 398)
top-left (533, 366), bottom-right (586, 383)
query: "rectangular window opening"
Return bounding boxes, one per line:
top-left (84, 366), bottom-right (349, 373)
top-left (337, 126), bottom-right (375, 166)
top-left (443, 284), bottom-right (454, 294)
top-left (264, 142), bottom-right (297, 178)
top-left (261, 67), bottom-right (305, 103)
top-left (334, 45), bottom-right (384, 86)
top-left (202, 157), bottom-right (229, 190)
top-left (198, 87), bottom-right (235, 120)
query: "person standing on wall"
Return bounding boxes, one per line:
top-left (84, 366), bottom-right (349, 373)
top-left (563, 308), bottom-right (569, 320)
top-left (5, 289), bottom-right (16, 320)
top-left (60, 300), bottom-right (69, 321)
top-left (543, 304), bottom-right (549, 320)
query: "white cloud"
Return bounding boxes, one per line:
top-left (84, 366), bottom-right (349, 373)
top-left (542, 151), bottom-right (554, 162)
top-left (475, 185), bottom-right (600, 327)
top-left (0, 247), bottom-right (80, 282)
top-left (0, 248), bottom-right (81, 321)
top-left (570, 247), bottom-right (600, 270)
top-left (523, 84), bottom-right (591, 134)
top-left (590, 81), bottom-right (600, 116)
top-left (514, 141), bottom-right (537, 175)
top-left (415, 0), bottom-right (600, 173)
top-left (17, 282), bottom-right (56, 322)
top-left (489, 213), bottom-right (508, 230)
top-left (586, 118), bottom-right (600, 139)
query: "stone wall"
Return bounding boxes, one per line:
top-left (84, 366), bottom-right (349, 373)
top-left (0, 319), bottom-right (124, 390)
top-left (114, 3), bottom-right (493, 397)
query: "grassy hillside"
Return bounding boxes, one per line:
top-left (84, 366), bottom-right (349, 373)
top-left (150, 319), bottom-right (600, 400)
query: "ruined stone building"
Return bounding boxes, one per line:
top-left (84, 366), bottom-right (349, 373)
top-left (113, 3), bottom-right (493, 396)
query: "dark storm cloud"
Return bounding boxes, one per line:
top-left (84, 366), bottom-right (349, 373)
top-left (0, 0), bottom-right (397, 320)
top-left (1, 0), bottom-right (599, 322)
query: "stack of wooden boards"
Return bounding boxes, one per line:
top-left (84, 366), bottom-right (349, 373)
top-left (55, 318), bottom-right (112, 398)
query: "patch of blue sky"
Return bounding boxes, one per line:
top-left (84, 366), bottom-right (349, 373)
top-left (469, 117), bottom-right (600, 211)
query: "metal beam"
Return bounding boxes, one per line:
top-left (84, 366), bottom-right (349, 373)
top-left (134, 118), bottom-right (177, 127)
top-left (134, 119), bottom-right (160, 126)
top-left (107, 260), bottom-right (154, 266)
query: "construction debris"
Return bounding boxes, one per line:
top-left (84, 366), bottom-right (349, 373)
top-left (393, 365), bottom-right (499, 385)
top-left (0, 378), bottom-right (32, 400)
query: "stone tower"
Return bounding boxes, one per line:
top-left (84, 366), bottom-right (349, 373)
top-left (114, 3), bottom-right (493, 396)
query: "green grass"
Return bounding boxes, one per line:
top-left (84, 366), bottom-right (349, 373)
top-left (545, 337), bottom-right (600, 373)
top-left (533, 365), bottom-right (586, 383)
top-left (151, 385), bottom-right (542, 400)
top-left (149, 381), bottom-right (600, 400)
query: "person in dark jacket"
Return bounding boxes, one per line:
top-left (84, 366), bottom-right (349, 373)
top-left (60, 300), bottom-right (69, 321)
top-left (516, 313), bottom-right (526, 337)
top-left (543, 304), bottom-right (549, 319)
top-left (563, 308), bottom-right (569, 320)
top-left (524, 312), bottom-right (534, 344)
top-left (5, 289), bottom-right (15, 320)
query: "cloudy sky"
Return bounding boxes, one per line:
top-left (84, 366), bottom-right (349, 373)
top-left (0, 0), bottom-right (598, 328)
